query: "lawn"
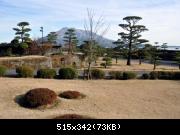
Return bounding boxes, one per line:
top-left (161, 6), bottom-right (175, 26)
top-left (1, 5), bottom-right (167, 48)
top-left (0, 78), bottom-right (179, 119)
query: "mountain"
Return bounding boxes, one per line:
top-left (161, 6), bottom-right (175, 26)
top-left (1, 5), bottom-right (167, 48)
top-left (47, 27), bottom-right (115, 48)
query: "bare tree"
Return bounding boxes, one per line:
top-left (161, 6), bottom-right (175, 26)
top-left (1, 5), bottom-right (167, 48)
top-left (84, 9), bottom-right (109, 80)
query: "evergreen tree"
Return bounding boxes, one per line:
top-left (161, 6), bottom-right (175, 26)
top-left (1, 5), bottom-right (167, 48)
top-left (118, 16), bottom-right (148, 65)
top-left (63, 28), bottom-right (78, 55)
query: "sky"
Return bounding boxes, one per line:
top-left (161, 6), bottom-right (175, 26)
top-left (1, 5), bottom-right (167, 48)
top-left (0, 0), bottom-right (180, 45)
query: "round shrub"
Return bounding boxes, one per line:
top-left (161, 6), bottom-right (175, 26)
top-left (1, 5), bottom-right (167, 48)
top-left (24, 88), bottom-right (57, 108)
top-left (172, 72), bottom-right (180, 80)
top-left (109, 71), bottom-right (122, 80)
top-left (54, 114), bottom-right (92, 119)
top-left (37, 68), bottom-right (56, 79)
top-left (16, 66), bottom-right (34, 78)
top-left (141, 73), bottom-right (150, 79)
top-left (149, 71), bottom-right (158, 80)
top-left (91, 69), bottom-right (105, 79)
top-left (102, 57), bottom-right (112, 61)
top-left (123, 72), bottom-right (137, 80)
top-left (158, 71), bottom-right (174, 80)
top-left (59, 91), bottom-right (85, 99)
top-left (59, 67), bottom-right (78, 79)
top-left (0, 65), bottom-right (7, 77)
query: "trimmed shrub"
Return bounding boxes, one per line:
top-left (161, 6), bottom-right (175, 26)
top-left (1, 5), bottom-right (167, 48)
top-left (59, 67), bottom-right (78, 79)
top-left (102, 57), bottom-right (112, 61)
top-left (109, 71), bottom-right (122, 80)
top-left (123, 72), bottom-right (137, 80)
top-left (149, 71), bottom-right (158, 80)
top-left (172, 72), bottom-right (180, 80)
top-left (158, 71), bottom-right (174, 80)
top-left (54, 114), bottom-right (92, 119)
top-left (16, 66), bottom-right (34, 78)
top-left (91, 69), bottom-right (105, 79)
top-left (0, 65), bottom-right (7, 77)
top-left (24, 88), bottom-right (57, 108)
top-left (141, 73), bottom-right (150, 79)
top-left (59, 91), bottom-right (85, 99)
top-left (37, 68), bottom-right (56, 79)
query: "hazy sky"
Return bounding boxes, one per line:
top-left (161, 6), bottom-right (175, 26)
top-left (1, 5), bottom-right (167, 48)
top-left (0, 0), bottom-right (180, 45)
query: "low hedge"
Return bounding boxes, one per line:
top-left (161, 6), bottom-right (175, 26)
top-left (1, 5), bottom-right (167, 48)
top-left (141, 73), bottom-right (150, 79)
top-left (91, 69), bottom-right (105, 79)
top-left (123, 72), bottom-right (137, 80)
top-left (0, 65), bottom-right (7, 77)
top-left (16, 66), bottom-right (34, 78)
top-left (37, 68), bottom-right (56, 79)
top-left (109, 71), bottom-right (122, 80)
top-left (149, 71), bottom-right (180, 80)
top-left (59, 67), bottom-right (78, 79)
top-left (149, 71), bottom-right (158, 80)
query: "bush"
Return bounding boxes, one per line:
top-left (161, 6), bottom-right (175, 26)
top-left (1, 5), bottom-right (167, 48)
top-left (37, 68), bottom-right (56, 79)
top-left (91, 69), bottom-right (105, 79)
top-left (59, 91), bottom-right (85, 99)
top-left (0, 65), bottom-right (7, 77)
top-left (24, 88), bottom-right (57, 108)
top-left (16, 66), bottom-right (34, 78)
top-left (123, 72), bottom-right (137, 80)
top-left (149, 71), bottom-right (158, 80)
top-left (172, 72), bottom-right (180, 80)
top-left (109, 71), bottom-right (122, 80)
top-left (141, 73), bottom-right (150, 79)
top-left (59, 67), bottom-right (78, 79)
top-left (158, 71), bottom-right (174, 80)
top-left (102, 57), bottom-right (112, 61)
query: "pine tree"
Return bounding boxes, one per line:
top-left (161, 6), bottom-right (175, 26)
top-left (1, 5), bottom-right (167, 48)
top-left (63, 28), bottom-right (78, 55)
top-left (118, 16), bottom-right (148, 65)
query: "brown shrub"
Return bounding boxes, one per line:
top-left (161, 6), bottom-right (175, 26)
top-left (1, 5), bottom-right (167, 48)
top-left (54, 114), bottom-right (92, 119)
top-left (59, 91), bottom-right (85, 99)
top-left (24, 88), bottom-right (57, 108)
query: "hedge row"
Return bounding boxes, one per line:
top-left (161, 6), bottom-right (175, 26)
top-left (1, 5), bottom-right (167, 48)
top-left (144, 71), bottom-right (180, 80)
top-left (109, 71), bottom-right (137, 80)
top-left (15, 66), bottom-right (78, 79)
top-left (0, 65), bottom-right (7, 77)
top-left (2, 65), bottom-right (180, 80)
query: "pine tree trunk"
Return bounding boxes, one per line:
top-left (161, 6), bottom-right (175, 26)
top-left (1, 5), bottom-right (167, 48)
top-left (127, 42), bottom-right (132, 66)
top-left (116, 57), bottom-right (118, 64)
top-left (139, 55), bottom-right (142, 65)
top-left (153, 60), bottom-right (156, 70)
top-left (87, 62), bottom-right (91, 80)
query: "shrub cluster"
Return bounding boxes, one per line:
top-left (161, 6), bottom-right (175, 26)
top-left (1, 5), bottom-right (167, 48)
top-left (37, 68), bottom-right (56, 79)
top-left (59, 91), bottom-right (85, 99)
top-left (122, 72), bottom-right (137, 80)
top-left (91, 69), bottom-right (105, 79)
top-left (0, 65), bottom-right (7, 77)
top-left (146, 71), bottom-right (180, 80)
top-left (59, 67), bottom-right (78, 79)
top-left (109, 71), bottom-right (122, 79)
top-left (141, 73), bottom-right (150, 79)
top-left (16, 66), bottom-right (34, 78)
top-left (24, 88), bottom-right (57, 108)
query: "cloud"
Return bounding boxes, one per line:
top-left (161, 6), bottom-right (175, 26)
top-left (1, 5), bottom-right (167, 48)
top-left (0, 0), bottom-right (180, 45)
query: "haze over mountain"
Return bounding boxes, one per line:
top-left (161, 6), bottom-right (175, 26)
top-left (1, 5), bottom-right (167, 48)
top-left (46, 27), bottom-right (115, 48)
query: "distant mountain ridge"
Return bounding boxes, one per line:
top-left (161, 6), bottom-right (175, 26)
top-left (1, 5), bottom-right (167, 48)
top-left (46, 27), bottom-right (115, 48)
